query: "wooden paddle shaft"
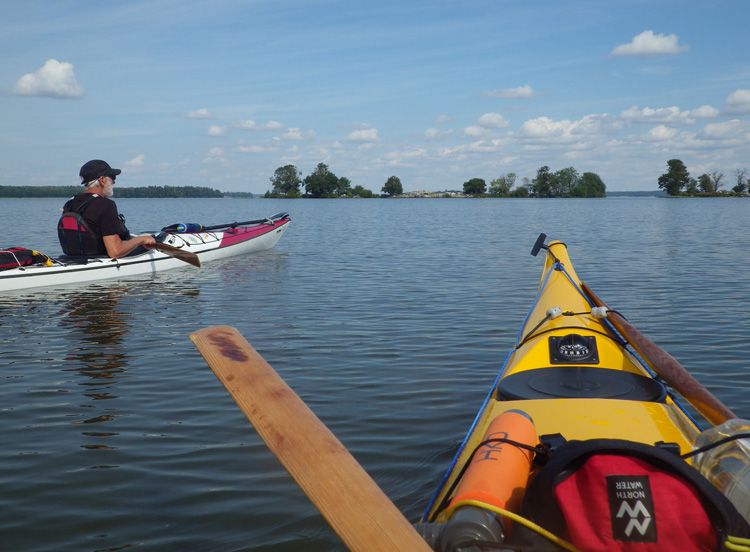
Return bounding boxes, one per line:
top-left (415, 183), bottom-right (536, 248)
top-left (581, 282), bottom-right (735, 426)
top-left (152, 243), bottom-right (200, 267)
top-left (190, 326), bottom-right (433, 552)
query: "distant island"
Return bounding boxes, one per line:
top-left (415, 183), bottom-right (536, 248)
top-left (0, 184), bottom-right (667, 199)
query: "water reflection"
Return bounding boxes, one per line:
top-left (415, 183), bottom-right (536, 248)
top-left (59, 287), bottom-right (130, 397)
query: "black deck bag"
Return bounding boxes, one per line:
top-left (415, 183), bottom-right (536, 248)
top-left (0, 247), bottom-right (51, 271)
top-left (509, 438), bottom-right (750, 551)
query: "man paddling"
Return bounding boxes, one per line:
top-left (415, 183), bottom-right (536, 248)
top-left (58, 160), bottom-right (155, 259)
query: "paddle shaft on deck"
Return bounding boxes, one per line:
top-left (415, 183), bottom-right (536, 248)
top-left (152, 243), bottom-right (200, 267)
top-left (190, 326), bottom-right (432, 552)
top-left (581, 282), bottom-right (735, 426)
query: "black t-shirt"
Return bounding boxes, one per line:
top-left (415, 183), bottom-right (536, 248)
top-left (64, 193), bottom-right (129, 239)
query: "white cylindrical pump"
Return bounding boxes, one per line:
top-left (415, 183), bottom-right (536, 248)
top-left (546, 306), bottom-right (563, 319)
top-left (691, 418), bottom-right (750, 523)
top-left (591, 306), bottom-right (608, 319)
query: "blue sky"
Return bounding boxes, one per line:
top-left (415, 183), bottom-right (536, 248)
top-left (2, 0), bottom-right (749, 193)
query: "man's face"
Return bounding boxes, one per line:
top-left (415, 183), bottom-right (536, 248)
top-left (101, 176), bottom-right (115, 198)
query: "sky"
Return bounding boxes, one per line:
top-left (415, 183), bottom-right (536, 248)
top-left (1, 0), bottom-right (749, 194)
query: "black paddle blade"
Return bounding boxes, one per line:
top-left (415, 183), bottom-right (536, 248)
top-left (531, 233), bottom-right (547, 256)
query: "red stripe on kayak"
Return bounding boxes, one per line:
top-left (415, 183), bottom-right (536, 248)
top-left (219, 221), bottom-right (286, 247)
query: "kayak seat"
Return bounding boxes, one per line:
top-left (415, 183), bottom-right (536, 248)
top-left (497, 367), bottom-right (667, 402)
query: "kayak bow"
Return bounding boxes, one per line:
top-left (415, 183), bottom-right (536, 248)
top-left (418, 234), bottom-right (750, 552)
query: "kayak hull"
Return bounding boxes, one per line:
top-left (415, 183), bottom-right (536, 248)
top-left (0, 214), bottom-right (290, 292)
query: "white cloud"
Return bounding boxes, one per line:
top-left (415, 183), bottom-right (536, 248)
top-left (185, 108), bottom-right (213, 119)
top-left (571, 113), bottom-right (625, 135)
top-left (611, 31), bottom-right (689, 57)
top-left (620, 105), bottom-right (695, 125)
top-left (517, 116), bottom-right (573, 139)
top-left (515, 114), bottom-right (625, 146)
top-left (477, 112), bottom-right (511, 129)
top-left (236, 145), bottom-right (270, 153)
top-left (283, 127), bottom-right (316, 140)
top-left (724, 89), bottom-right (750, 115)
top-left (235, 139), bottom-right (282, 153)
top-left (482, 85), bottom-right (539, 99)
top-left (442, 139), bottom-right (506, 156)
top-left (203, 147), bottom-right (226, 163)
top-left (207, 125), bottom-right (228, 136)
top-left (424, 127), bottom-right (453, 139)
top-left (347, 128), bottom-right (378, 141)
top-left (12, 59), bottom-right (84, 98)
top-left (463, 125), bottom-right (490, 138)
top-left (695, 119), bottom-right (749, 141)
top-left (125, 154), bottom-right (146, 167)
top-left (381, 148), bottom-right (428, 168)
top-left (435, 114), bottom-right (452, 124)
top-left (237, 119), bottom-right (284, 130)
top-left (645, 125), bottom-right (679, 141)
top-left (689, 105), bottom-right (720, 119)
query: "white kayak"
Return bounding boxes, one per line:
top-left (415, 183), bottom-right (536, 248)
top-left (0, 212), bottom-right (290, 292)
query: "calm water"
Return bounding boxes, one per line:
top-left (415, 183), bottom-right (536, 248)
top-left (1, 197), bottom-right (749, 551)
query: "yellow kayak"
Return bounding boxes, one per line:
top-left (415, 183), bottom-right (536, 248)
top-left (417, 235), bottom-right (750, 552)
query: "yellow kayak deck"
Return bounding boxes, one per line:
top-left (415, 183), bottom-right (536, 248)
top-left (422, 238), bottom-right (705, 523)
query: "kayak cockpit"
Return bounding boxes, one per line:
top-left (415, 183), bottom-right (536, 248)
top-left (497, 365), bottom-right (667, 402)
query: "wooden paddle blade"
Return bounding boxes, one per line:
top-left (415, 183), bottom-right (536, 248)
top-left (190, 326), bottom-right (433, 552)
top-left (581, 282), bottom-right (735, 426)
top-left (152, 243), bottom-right (200, 267)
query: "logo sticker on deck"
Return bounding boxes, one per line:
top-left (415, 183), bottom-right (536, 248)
top-left (607, 475), bottom-right (657, 542)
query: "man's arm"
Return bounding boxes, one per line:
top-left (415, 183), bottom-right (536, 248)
top-left (103, 234), bottom-right (156, 259)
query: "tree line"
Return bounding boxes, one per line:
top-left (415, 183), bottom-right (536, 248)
top-left (658, 159), bottom-right (748, 196)
top-left (266, 163), bottom-right (606, 198)
top-left (0, 185), bottom-right (224, 198)
top-left (463, 166), bottom-right (606, 197)
top-left (264, 163), bottom-right (403, 198)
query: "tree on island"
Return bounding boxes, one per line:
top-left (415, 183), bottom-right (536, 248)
top-left (268, 164), bottom-right (302, 198)
top-left (658, 159), bottom-right (690, 196)
top-left (572, 172), bottom-right (607, 197)
top-left (659, 159), bottom-right (748, 197)
top-left (463, 178), bottom-right (486, 195)
top-left (489, 173), bottom-right (516, 196)
top-left (304, 163), bottom-right (340, 198)
top-left (352, 185), bottom-right (374, 198)
top-left (382, 176), bottom-right (403, 196)
top-left (733, 169), bottom-right (748, 194)
top-left (336, 177), bottom-right (352, 197)
top-left (266, 163), bottom-right (373, 198)
top-left (491, 166), bottom-right (605, 198)
top-left (531, 166), bottom-right (555, 197)
top-left (552, 167), bottom-right (579, 196)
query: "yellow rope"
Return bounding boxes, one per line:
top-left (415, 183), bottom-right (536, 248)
top-left (726, 536), bottom-right (750, 552)
top-left (444, 499), bottom-right (584, 552)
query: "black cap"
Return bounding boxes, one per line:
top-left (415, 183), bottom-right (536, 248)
top-left (79, 160), bottom-right (121, 184)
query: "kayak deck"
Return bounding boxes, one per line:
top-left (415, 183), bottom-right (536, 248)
top-left (422, 237), bottom-right (705, 524)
